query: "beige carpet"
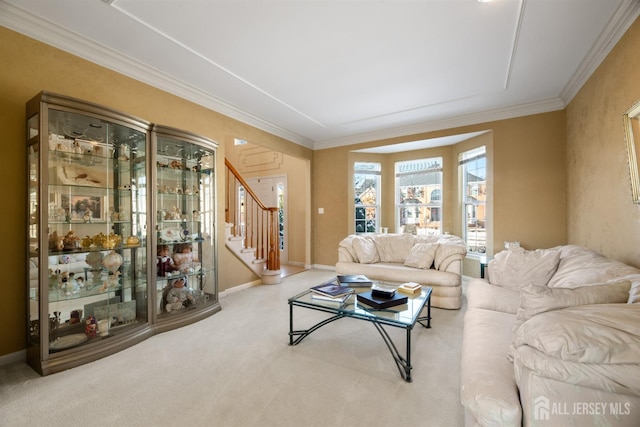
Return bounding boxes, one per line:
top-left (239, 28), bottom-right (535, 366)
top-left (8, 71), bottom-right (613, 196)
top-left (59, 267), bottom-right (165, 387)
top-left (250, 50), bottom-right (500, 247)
top-left (0, 269), bottom-right (465, 427)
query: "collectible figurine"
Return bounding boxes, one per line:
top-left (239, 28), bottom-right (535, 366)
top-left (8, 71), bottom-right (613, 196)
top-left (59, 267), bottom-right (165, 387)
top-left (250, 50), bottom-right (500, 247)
top-left (173, 243), bottom-right (199, 273)
top-left (157, 244), bottom-right (178, 276)
top-left (164, 276), bottom-right (194, 312)
top-left (85, 316), bottom-right (97, 337)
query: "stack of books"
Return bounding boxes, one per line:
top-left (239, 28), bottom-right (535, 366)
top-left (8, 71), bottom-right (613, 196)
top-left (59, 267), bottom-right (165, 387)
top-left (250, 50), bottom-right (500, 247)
top-left (397, 282), bottom-right (422, 296)
top-left (356, 290), bottom-right (408, 309)
top-left (356, 283), bottom-right (408, 309)
top-left (337, 274), bottom-right (372, 287)
top-left (310, 282), bottom-right (355, 303)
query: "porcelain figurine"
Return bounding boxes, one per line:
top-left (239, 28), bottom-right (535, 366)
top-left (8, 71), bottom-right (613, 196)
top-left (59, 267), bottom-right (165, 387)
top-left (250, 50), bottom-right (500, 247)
top-left (102, 250), bottom-right (123, 273)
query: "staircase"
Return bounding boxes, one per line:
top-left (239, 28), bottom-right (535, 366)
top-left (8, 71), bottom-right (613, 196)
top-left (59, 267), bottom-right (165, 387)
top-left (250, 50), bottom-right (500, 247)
top-left (224, 159), bottom-right (281, 284)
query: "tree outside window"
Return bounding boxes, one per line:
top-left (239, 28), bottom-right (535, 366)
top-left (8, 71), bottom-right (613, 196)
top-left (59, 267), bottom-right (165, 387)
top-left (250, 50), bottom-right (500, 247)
top-left (354, 162), bottom-right (381, 233)
top-left (460, 146), bottom-right (487, 253)
top-left (395, 158), bottom-right (442, 235)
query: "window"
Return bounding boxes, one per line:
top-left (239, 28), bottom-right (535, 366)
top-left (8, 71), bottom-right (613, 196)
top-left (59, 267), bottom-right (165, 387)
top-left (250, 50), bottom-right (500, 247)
top-left (395, 158), bottom-right (442, 235)
top-left (460, 146), bottom-right (487, 254)
top-left (354, 162), bottom-right (381, 233)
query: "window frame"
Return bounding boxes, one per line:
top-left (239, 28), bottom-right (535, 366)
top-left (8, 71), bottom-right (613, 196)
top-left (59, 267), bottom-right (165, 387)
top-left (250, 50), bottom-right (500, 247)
top-left (354, 161), bottom-right (381, 234)
top-left (394, 157), bottom-right (443, 235)
top-left (460, 146), bottom-right (487, 254)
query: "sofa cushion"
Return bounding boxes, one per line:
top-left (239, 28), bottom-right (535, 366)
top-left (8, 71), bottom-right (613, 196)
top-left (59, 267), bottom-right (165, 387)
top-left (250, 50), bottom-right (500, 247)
top-left (547, 245), bottom-right (640, 288)
top-left (352, 236), bottom-right (379, 264)
top-left (515, 280), bottom-right (632, 326)
top-left (514, 345), bottom-right (640, 398)
top-left (336, 261), bottom-right (460, 287)
top-left (514, 303), bottom-right (640, 365)
top-left (373, 233), bottom-right (415, 263)
top-left (488, 247), bottom-right (560, 290)
top-left (507, 280), bottom-right (632, 362)
top-left (404, 242), bottom-right (439, 269)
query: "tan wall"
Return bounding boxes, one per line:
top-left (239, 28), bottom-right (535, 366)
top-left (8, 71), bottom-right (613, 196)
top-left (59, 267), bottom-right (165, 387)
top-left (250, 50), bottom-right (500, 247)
top-left (0, 27), bottom-right (310, 357)
top-left (312, 111), bottom-right (567, 267)
top-left (5, 13), bottom-right (640, 358)
top-left (566, 16), bottom-right (640, 268)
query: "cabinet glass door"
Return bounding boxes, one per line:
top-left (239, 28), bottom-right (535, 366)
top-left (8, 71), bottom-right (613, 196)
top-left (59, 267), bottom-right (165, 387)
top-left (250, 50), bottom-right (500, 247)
top-left (44, 108), bottom-right (148, 354)
top-left (27, 113), bottom-right (40, 345)
top-left (154, 127), bottom-right (217, 321)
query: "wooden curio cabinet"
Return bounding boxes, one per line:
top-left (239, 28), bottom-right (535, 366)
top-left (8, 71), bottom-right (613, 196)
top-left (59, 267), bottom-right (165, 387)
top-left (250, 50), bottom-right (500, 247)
top-left (26, 92), bottom-right (219, 375)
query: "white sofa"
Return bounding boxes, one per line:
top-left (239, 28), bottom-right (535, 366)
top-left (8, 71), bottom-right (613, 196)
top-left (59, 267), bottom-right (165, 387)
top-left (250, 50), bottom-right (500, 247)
top-left (461, 245), bottom-right (640, 426)
top-left (335, 233), bottom-right (467, 309)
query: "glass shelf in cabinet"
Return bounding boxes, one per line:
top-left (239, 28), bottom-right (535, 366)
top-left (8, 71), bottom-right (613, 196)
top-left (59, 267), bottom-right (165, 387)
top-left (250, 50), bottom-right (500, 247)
top-left (47, 279), bottom-right (124, 303)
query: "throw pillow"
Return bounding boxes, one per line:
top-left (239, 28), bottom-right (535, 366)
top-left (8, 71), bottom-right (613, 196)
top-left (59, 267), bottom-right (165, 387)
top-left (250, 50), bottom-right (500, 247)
top-left (404, 243), bottom-right (439, 269)
top-left (373, 233), bottom-right (415, 263)
top-left (516, 280), bottom-right (631, 324)
top-left (489, 247), bottom-right (560, 289)
top-left (546, 246), bottom-right (640, 288)
top-left (507, 280), bottom-right (631, 361)
top-left (352, 236), bottom-right (380, 264)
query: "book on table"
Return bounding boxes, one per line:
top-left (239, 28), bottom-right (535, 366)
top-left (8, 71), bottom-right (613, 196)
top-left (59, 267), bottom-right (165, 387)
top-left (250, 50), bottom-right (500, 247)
top-left (356, 291), bottom-right (408, 309)
top-left (397, 282), bottom-right (422, 296)
top-left (336, 275), bottom-right (372, 286)
top-left (311, 293), bottom-right (352, 303)
top-left (370, 283), bottom-right (396, 298)
top-left (310, 282), bottom-right (355, 298)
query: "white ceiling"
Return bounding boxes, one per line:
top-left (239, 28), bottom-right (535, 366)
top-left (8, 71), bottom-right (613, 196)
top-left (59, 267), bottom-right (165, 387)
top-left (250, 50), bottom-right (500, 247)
top-left (2, 0), bottom-right (640, 150)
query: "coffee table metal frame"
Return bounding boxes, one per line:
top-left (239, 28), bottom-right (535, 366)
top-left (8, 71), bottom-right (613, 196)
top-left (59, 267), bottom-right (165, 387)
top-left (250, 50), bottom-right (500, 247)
top-left (288, 285), bottom-right (432, 382)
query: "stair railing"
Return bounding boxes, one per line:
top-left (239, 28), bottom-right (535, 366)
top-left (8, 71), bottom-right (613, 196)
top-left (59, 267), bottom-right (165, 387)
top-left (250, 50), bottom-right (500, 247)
top-left (225, 158), bottom-right (280, 272)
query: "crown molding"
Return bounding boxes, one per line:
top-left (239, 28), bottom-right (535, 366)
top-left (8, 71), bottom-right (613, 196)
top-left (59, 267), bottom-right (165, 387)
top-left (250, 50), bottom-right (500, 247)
top-left (2, 0), bottom-right (637, 151)
top-left (560, 0), bottom-right (640, 104)
top-left (312, 97), bottom-right (564, 150)
top-left (0, 1), bottom-right (315, 150)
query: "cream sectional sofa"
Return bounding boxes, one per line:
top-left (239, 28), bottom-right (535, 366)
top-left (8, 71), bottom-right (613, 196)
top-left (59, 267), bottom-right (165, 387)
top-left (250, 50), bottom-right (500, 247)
top-left (335, 233), bottom-right (467, 309)
top-left (461, 245), bottom-right (640, 427)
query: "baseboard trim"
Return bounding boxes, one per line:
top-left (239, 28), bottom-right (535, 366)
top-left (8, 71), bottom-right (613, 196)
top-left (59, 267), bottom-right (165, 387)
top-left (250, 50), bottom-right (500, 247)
top-left (0, 349), bottom-right (26, 369)
top-left (284, 261), bottom-right (306, 268)
top-left (311, 264), bottom-right (335, 271)
top-left (219, 280), bottom-right (261, 298)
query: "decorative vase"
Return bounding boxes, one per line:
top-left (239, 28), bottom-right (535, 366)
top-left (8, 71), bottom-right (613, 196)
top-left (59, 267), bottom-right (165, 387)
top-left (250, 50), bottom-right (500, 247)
top-left (102, 250), bottom-right (123, 273)
top-left (85, 251), bottom-right (103, 270)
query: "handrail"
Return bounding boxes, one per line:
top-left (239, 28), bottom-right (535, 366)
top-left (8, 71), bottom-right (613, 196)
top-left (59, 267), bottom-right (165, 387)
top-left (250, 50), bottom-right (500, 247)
top-left (225, 158), bottom-right (280, 272)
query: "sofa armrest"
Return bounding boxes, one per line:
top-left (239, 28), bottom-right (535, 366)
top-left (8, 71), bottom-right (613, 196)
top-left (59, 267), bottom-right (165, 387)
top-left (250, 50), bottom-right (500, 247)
top-left (461, 308), bottom-right (522, 427)
top-left (338, 247), bottom-right (356, 263)
top-left (442, 258), bottom-right (462, 275)
top-left (435, 244), bottom-right (467, 272)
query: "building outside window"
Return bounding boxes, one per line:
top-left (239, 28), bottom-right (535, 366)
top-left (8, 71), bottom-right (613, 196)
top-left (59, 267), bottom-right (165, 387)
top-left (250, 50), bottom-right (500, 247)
top-left (395, 157), bottom-right (442, 235)
top-left (354, 162), bottom-right (381, 233)
top-left (460, 146), bottom-right (487, 253)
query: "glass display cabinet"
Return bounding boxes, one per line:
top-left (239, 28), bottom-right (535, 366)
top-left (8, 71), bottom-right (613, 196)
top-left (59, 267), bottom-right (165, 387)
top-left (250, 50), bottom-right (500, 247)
top-left (26, 92), bottom-right (152, 375)
top-left (25, 93), bottom-right (219, 375)
top-left (152, 125), bottom-right (219, 330)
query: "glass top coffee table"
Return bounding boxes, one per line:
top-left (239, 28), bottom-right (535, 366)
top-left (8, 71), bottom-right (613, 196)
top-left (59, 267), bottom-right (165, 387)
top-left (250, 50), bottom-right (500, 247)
top-left (288, 280), bottom-right (432, 382)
